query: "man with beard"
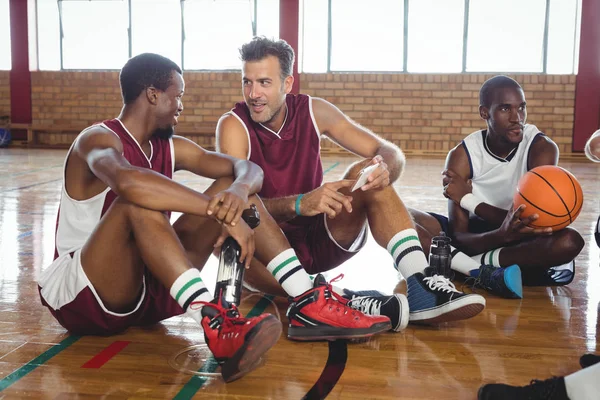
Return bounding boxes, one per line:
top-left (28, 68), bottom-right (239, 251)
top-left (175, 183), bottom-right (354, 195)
top-left (410, 75), bottom-right (584, 293)
top-left (216, 36), bottom-right (486, 329)
top-left (37, 53), bottom-right (391, 383)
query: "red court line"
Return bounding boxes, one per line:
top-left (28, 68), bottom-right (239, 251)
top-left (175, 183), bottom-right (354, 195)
top-left (81, 341), bottom-right (130, 369)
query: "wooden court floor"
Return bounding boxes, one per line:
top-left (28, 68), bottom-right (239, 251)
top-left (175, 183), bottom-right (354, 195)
top-left (0, 148), bottom-right (598, 399)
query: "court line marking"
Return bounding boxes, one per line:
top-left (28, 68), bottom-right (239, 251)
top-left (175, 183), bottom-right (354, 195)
top-left (302, 340), bottom-right (348, 400)
top-left (81, 341), bottom-right (130, 369)
top-left (0, 335), bottom-right (81, 392)
top-left (0, 178), bottom-right (62, 194)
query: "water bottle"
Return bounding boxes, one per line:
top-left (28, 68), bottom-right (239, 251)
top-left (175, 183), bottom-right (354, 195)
top-left (429, 231), bottom-right (453, 279)
top-left (214, 204), bottom-right (260, 306)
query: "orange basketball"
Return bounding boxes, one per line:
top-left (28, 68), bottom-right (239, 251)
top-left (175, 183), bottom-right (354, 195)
top-left (513, 165), bottom-right (583, 231)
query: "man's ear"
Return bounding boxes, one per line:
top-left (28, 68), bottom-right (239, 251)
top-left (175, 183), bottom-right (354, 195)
top-left (146, 86), bottom-right (158, 105)
top-left (283, 75), bottom-right (294, 94)
top-left (479, 105), bottom-right (490, 120)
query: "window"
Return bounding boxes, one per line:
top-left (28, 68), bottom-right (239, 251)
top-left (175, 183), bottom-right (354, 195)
top-left (256, 0), bottom-right (279, 39)
top-left (0, 0), bottom-right (10, 70)
top-left (299, 0), bottom-right (328, 73)
top-left (131, 0), bottom-right (182, 66)
top-left (60, 0), bottom-right (129, 69)
top-left (547, 0), bottom-right (581, 74)
top-left (466, 0), bottom-right (547, 72)
top-left (330, 0), bottom-right (404, 71)
top-left (37, 0), bottom-right (61, 70)
top-left (407, 0), bottom-right (464, 73)
top-left (183, 0), bottom-right (255, 70)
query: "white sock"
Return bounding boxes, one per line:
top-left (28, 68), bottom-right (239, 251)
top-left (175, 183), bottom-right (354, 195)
top-left (565, 361), bottom-right (600, 400)
top-left (169, 268), bottom-right (213, 324)
top-left (472, 247), bottom-right (503, 267)
top-left (450, 246), bottom-right (482, 276)
top-left (266, 249), bottom-right (313, 297)
top-left (387, 229), bottom-right (429, 279)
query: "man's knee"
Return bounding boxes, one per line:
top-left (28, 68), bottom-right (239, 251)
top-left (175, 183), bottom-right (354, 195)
top-left (555, 228), bottom-right (585, 259)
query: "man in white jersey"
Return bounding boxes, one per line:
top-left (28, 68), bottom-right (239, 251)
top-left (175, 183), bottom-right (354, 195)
top-left (584, 128), bottom-right (600, 247)
top-left (411, 75), bottom-right (584, 291)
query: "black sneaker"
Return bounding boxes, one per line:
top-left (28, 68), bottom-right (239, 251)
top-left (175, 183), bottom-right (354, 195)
top-left (580, 353), bottom-right (600, 368)
top-left (478, 377), bottom-right (569, 400)
top-left (346, 293), bottom-right (409, 332)
top-left (475, 264), bottom-right (523, 299)
top-left (343, 288), bottom-right (386, 298)
top-left (407, 267), bottom-right (485, 324)
top-left (522, 261), bottom-right (575, 287)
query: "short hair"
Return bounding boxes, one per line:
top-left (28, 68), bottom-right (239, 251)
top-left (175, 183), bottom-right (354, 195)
top-left (479, 75), bottom-right (523, 108)
top-left (239, 36), bottom-right (295, 81)
top-left (119, 53), bottom-right (182, 104)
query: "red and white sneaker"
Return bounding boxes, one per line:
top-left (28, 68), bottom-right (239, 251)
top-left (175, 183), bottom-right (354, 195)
top-left (194, 296), bottom-right (282, 382)
top-left (286, 274), bottom-right (391, 341)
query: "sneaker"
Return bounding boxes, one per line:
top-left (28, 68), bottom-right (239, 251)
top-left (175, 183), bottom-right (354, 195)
top-left (343, 288), bottom-right (386, 298)
top-left (478, 377), bottom-right (569, 400)
top-left (475, 264), bottom-right (523, 299)
top-left (346, 293), bottom-right (409, 332)
top-left (286, 274), bottom-right (391, 341)
top-left (522, 261), bottom-right (575, 287)
top-left (195, 296), bottom-right (282, 383)
top-left (580, 353), bottom-right (600, 368)
top-left (407, 267), bottom-right (485, 324)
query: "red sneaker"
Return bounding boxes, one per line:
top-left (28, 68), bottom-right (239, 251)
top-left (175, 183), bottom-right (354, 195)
top-left (193, 296), bottom-right (282, 382)
top-left (286, 274), bottom-right (391, 341)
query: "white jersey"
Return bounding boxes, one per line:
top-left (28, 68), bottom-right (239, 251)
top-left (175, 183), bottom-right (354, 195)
top-left (462, 124), bottom-right (547, 211)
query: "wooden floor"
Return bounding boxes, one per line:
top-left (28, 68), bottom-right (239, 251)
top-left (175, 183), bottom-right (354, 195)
top-left (0, 148), bottom-right (598, 399)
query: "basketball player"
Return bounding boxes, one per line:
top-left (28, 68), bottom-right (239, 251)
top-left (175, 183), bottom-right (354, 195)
top-left (410, 75), bottom-right (585, 294)
top-left (216, 36), bottom-right (486, 328)
top-left (37, 53), bottom-right (391, 383)
top-left (584, 128), bottom-right (600, 246)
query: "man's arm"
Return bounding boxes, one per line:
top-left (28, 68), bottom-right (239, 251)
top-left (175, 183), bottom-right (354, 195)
top-left (173, 135), bottom-right (264, 225)
top-left (585, 129), bottom-right (600, 162)
top-left (527, 134), bottom-right (559, 169)
top-left (75, 127), bottom-right (214, 217)
top-left (312, 97), bottom-right (405, 187)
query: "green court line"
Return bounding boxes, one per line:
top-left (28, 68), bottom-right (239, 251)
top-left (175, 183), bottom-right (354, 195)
top-left (0, 335), bottom-right (81, 392)
top-left (323, 162), bottom-right (340, 175)
top-left (172, 295), bottom-right (275, 400)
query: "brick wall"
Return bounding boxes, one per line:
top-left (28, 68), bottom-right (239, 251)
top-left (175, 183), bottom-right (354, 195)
top-left (9, 71), bottom-right (578, 153)
top-left (0, 71), bottom-right (10, 118)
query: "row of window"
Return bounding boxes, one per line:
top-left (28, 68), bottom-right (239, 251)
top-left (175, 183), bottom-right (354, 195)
top-left (0, 0), bottom-right (582, 74)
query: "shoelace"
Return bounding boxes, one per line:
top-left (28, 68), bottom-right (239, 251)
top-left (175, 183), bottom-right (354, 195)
top-left (349, 296), bottom-right (382, 316)
top-left (423, 274), bottom-right (462, 294)
top-left (321, 274), bottom-right (360, 318)
top-left (190, 299), bottom-right (248, 332)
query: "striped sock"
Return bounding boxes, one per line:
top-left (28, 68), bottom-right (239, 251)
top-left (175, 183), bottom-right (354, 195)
top-left (387, 229), bottom-right (429, 279)
top-left (169, 268), bottom-right (212, 325)
top-left (450, 246), bottom-right (482, 276)
top-left (472, 247), bottom-right (503, 268)
top-left (267, 249), bottom-right (313, 297)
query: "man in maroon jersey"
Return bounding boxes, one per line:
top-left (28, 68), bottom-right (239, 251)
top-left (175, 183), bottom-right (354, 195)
top-left (216, 37), bottom-right (486, 329)
top-left (37, 53), bottom-right (389, 383)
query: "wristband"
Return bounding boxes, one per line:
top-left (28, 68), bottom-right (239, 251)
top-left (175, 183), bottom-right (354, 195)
top-left (459, 193), bottom-right (483, 214)
top-left (295, 194), bottom-right (304, 216)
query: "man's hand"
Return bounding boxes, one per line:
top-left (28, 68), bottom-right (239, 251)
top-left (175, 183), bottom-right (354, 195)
top-left (299, 180), bottom-right (354, 219)
top-left (499, 204), bottom-right (553, 243)
top-left (442, 169), bottom-right (473, 204)
top-left (359, 155), bottom-right (391, 191)
top-left (213, 220), bottom-right (255, 269)
top-left (207, 184), bottom-right (249, 226)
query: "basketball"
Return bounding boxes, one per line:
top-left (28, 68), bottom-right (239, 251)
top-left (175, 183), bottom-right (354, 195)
top-left (513, 165), bottom-right (584, 231)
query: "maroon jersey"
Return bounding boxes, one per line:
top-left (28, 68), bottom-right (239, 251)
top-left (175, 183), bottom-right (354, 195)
top-left (54, 118), bottom-right (174, 260)
top-left (231, 94), bottom-right (323, 199)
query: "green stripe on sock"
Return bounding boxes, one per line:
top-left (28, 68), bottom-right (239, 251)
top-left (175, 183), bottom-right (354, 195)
top-left (390, 235), bottom-right (420, 256)
top-left (488, 249), bottom-right (496, 266)
top-left (175, 277), bottom-right (203, 303)
top-left (271, 256), bottom-right (298, 277)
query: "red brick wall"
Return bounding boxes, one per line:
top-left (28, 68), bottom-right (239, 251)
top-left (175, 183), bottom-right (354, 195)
top-left (0, 71), bottom-right (10, 118)
top-left (6, 71), bottom-right (578, 153)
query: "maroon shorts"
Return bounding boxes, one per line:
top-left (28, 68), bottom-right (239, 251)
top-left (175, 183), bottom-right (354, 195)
top-left (39, 252), bottom-right (183, 336)
top-left (282, 215), bottom-right (367, 275)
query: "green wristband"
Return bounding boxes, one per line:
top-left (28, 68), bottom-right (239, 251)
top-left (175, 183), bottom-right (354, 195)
top-left (295, 194), bottom-right (304, 216)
